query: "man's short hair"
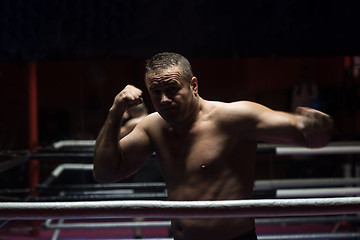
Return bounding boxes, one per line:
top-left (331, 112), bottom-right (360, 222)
top-left (145, 52), bottom-right (193, 83)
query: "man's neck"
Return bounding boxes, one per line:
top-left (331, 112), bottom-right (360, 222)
top-left (170, 97), bottom-right (203, 134)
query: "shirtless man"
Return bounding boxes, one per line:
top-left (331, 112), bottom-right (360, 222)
top-left (93, 52), bottom-right (333, 240)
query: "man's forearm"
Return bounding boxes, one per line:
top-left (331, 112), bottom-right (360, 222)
top-left (93, 110), bottom-right (124, 182)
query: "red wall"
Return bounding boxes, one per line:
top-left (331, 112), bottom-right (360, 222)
top-left (0, 57), bottom-right (351, 149)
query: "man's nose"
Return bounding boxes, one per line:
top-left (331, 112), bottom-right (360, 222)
top-left (160, 92), bottom-right (171, 104)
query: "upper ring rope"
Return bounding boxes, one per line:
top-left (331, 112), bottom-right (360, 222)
top-left (1, 197), bottom-right (360, 220)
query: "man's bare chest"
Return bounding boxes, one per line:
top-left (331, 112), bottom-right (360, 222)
top-left (153, 123), bottom-right (238, 174)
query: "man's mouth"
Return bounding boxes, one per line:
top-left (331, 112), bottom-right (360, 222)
top-left (159, 105), bottom-right (177, 112)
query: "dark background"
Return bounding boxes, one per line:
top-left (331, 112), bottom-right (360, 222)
top-left (1, 0), bottom-right (360, 61)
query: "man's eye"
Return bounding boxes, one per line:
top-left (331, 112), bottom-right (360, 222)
top-left (151, 89), bottom-right (161, 95)
top-left (168, 87), bottom-right (177, 92)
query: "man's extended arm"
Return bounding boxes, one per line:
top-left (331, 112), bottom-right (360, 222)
top-left (236, 101), bottom-right (334, 148)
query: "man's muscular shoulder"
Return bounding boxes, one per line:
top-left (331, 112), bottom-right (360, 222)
top-left (208, 100), bottom-right (255, 123)
top-left (203, 100), bottom-right (259, 139)
top-left (138, 112), bottom-right (167, 132)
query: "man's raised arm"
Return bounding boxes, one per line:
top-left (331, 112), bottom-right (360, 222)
top-left (93, 85), bottom-right (148, 183)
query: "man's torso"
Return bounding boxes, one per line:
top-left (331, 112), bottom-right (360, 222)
top-left (146, 101), bottom-right (258, 239)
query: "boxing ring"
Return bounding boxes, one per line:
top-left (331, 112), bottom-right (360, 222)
top-left (0, 141), bottom-right (360, 239)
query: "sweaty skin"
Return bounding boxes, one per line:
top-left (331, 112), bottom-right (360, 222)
top-left (94, 65), bottom-right (333, 240)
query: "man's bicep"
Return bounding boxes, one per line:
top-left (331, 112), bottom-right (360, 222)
top-left (119, 126), bottom-right (154, 173)
top-left (242, 103), bottom-right (304, 145)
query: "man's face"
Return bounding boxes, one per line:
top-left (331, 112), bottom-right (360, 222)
top-left (145, 66), bottom-right (195, 124)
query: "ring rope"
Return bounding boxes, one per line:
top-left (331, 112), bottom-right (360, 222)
top-left (44, 219), bottom-right (171, 229)
top-left (35, 177), bottom-right (360, 192)
top-left (259, 232), bottom-right (360, 240)
top-left (276, 187), bottom-right (360, 198)
top-left (1, 197), bottom-right (360, 220)
top-left (276, 145), bottom-right (360, 156)
top-left (44, 215), bottom-right (360, 230)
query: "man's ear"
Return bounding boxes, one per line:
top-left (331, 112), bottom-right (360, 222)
top-left (190, 77), bottom-right (198, 95)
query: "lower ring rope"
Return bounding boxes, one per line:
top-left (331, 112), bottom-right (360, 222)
top-left (1, 197), bottom-right (360, 220)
